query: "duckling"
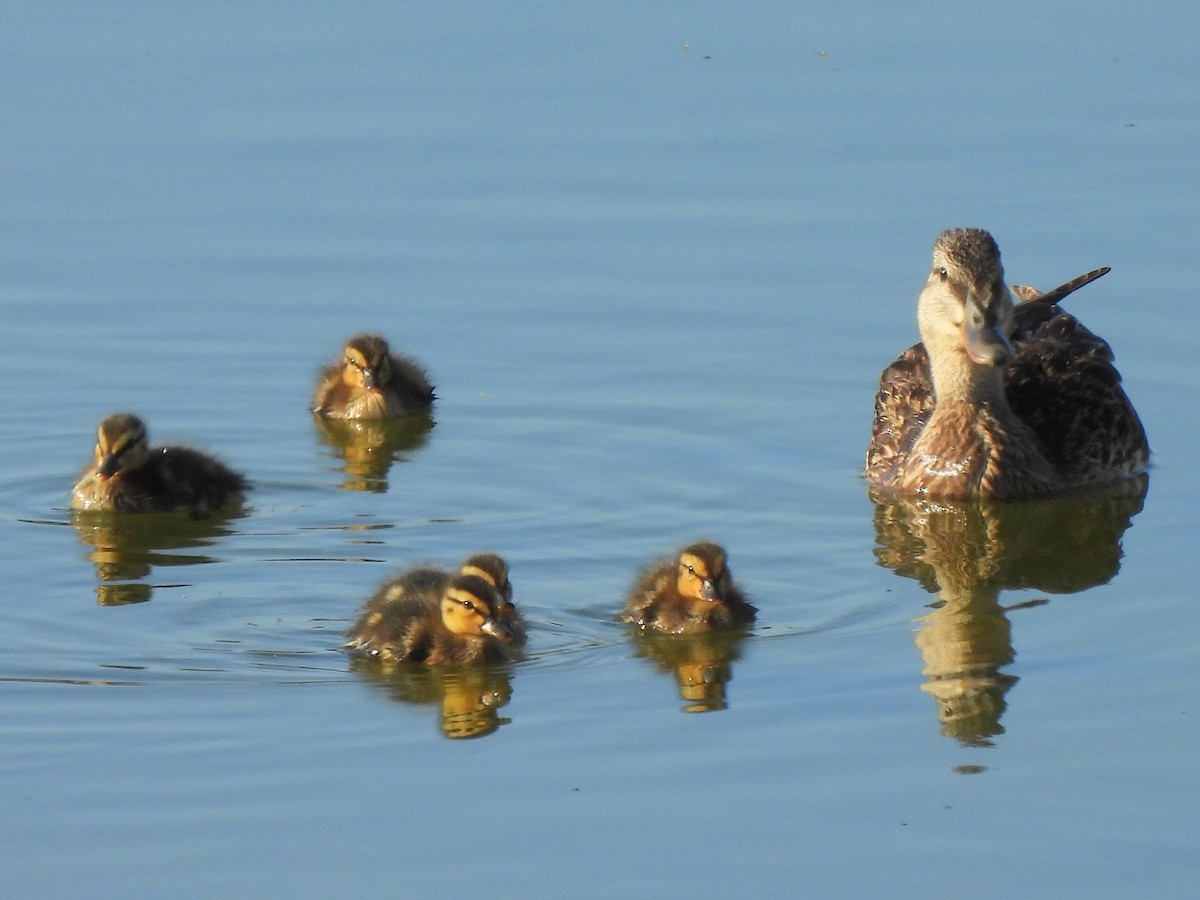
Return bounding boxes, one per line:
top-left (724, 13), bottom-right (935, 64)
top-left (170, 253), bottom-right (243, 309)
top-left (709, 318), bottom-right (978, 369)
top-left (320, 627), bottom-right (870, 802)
top-left (71, 413), bottom-right (248, 514)
top-left (621, 542), bottom-right (756, 634)
top-left (865, 228), bottom-right (1149, 499)
top-left (458, 551), bottom-right (526, 643)
top-left (345, 570), bottom-right (516, 666)
top-left (312, 333), bottom-right (435, 419)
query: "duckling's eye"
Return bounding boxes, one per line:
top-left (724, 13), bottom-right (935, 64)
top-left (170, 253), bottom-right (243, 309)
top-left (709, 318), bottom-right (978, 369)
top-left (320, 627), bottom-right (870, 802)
top-left (937, 267), bottom-right (949, 281)
top-left (461, 599), bottom-right (475, 610)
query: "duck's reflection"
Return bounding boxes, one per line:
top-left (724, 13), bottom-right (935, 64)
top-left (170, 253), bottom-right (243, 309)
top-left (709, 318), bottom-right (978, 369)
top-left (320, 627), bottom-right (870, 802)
top-left (869, 476), bottom-right (1147, 746)
top-left (71, 509), bottom-right (244, 605)
top-left (348, 659), bottom-right (515, 739)
top-left (628, 630), bottom-right (748, 713)
top-left (312, 414), bottom-right (434, 493)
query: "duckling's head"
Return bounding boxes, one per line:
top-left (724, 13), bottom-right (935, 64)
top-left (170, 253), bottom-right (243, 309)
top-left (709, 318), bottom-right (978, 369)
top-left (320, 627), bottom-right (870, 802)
top-left (919, 228), bottom-right (1014, 367)
top-left (340, 334), bottom-right (393, 392)
top-left (459, 552), bottom-right (514, 606)
top-left (92, 413), bottom-right (150, 480)
top-left (440, 574), bottom-right (513, 642)
top-left (675, 542), bottom-right (734, 604)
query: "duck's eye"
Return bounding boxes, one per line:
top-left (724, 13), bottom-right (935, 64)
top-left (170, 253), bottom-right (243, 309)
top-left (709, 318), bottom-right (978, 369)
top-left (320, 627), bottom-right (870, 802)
top-left (461, 599), bottom-right (475, 610)
top-left (937, 267), bottom-right (949, 281)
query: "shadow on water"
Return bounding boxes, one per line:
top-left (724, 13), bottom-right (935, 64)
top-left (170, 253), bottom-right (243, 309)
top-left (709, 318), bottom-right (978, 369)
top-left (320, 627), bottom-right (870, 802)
top-left (868, 475), bottom-right (1149, 747)
top-left (625, 629), bottom-right (751, 714)
top-left (70, 508), bottom-right (248, 606)
top-left (348, 657), bottom-right (515, 740)
top-left (311, 414), bottom-right (435, 493)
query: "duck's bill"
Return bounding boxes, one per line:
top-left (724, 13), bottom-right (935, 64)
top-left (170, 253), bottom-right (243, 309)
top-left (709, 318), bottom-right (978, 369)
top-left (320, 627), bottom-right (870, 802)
top-left (481, 618), bottom-right (513, 642)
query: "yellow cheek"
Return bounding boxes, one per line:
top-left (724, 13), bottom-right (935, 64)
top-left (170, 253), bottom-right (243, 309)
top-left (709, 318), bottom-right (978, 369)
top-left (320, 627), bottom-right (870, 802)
top-left (443, 604), bottom-right (482, 635)
top-left (675, 573), bottom-right (699, 600)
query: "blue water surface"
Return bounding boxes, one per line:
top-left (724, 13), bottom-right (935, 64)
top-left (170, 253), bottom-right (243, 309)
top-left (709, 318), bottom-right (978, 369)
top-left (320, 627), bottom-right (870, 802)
top-left (1, 2), bottom-right (1197, 898)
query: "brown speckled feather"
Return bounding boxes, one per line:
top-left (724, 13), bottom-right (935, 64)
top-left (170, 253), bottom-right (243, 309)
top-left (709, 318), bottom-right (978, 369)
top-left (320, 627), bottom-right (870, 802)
top-left (74, 446), bottom-right (248, 514)
top-left (1004, 299), bottom-right (1148, 482)
top-left (345, 568), bottom-right (515, 666)
top-left (867, 278), bottom-right (1148, 497)
top-left (71, 414), bottom-right (247, 515)
top-left (864, 344), bottom-right (936, 490)
top-left (312, 334), bottom-right (435, 419)
top-left (621, 546), bottom-right (756, 634)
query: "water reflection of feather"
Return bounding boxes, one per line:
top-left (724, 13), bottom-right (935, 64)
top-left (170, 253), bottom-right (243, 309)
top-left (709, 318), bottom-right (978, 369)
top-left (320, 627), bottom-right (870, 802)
top-left (869, 476), bottom-right (1147, 746)
top-left (70, 508), bottom-right (243, 606)
top-left (312, 413), bottom-right (434, 492)
top-left (627, 630), bottom-right (749, 713)
top-left (348, 660), bottom-right (514, 740)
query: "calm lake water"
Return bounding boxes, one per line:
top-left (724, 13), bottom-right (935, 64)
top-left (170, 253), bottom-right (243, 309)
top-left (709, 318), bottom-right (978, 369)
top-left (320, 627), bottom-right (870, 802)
top-left (3, 3), bottom-right (1197, 897)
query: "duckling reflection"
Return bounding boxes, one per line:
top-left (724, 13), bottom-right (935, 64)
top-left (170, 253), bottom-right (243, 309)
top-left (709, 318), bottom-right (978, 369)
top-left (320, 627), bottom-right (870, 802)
top-left (312, 413), bottom-right (434, 492)
top-left (627, 630), bottom-right (749, 713)
top-left (71, 508), bottom-right (244, 605)
top-left (870, 476), bottom-right (1147, 746)
top-left (348, 660), bottom-right (514, 740)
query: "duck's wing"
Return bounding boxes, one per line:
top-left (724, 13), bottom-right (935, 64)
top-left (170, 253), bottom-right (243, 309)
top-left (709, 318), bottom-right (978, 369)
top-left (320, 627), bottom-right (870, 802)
top-left (386, 353), bottom-right (437, 411)
top-left (865, 343), bottom-right (935, 487)
top-left (1007, 298), bottom-right (1148, 484)
top-left (1011, 266), bottom-right (1110, 305)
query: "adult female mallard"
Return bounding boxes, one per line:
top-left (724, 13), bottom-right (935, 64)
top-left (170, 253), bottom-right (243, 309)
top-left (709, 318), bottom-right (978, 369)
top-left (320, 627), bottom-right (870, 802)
top-left (865, 228), bottom-right (1148, 500)
top-left (71, 413), bottom-right (248, 514)
top-left (312, 333), bottom-right (435, 419)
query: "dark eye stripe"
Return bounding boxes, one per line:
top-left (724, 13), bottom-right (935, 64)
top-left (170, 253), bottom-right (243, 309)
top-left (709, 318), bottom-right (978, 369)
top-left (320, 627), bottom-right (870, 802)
top-left (103, 429), bottom-right (144, 457)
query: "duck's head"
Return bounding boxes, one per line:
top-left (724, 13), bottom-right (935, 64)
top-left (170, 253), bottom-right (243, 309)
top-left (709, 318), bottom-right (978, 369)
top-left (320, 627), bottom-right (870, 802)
top-left (340, 334), bottom-right (393, 392)
top-left (918, 228), bottom-right (1014, 367)
top-left (459, 552), bottom-right (514, 609)
top-left (675, 542), bottom-right (733, 604)
top-left (440, 574), bottom-right (514, 642)
top-left (92, 413), bottom-right (150, 481)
